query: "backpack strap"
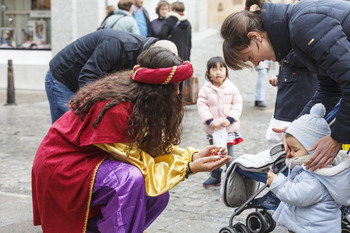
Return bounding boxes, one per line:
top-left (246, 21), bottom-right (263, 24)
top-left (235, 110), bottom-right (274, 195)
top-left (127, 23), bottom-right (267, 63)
top-left (167, 20), bottom-right (180, 39)
top-left (97, 15), bottom-right (126, 31)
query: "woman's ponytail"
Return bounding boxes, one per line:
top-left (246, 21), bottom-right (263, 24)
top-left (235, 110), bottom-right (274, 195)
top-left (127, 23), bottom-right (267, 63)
top-left (245, 0), bottom-right (264, 10)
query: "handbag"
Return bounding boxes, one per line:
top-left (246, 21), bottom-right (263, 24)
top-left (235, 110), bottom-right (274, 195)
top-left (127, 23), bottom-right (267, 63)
top-left (183, 76), bottom-right (199, 105)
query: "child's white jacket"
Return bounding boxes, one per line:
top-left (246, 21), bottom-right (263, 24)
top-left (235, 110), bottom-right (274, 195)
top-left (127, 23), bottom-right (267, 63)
top-left (197, 79), bottom-right (242, 135)
top-left (270, 151), bottom-right (350, 233)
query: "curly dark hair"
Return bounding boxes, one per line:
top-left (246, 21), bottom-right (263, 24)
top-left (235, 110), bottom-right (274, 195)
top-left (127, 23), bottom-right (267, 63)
top-left (69, 47), bottom-right (184, 157)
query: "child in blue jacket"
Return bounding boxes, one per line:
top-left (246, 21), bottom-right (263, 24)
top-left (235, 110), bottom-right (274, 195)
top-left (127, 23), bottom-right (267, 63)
top-left (267, 103), bottom-right (350, 233)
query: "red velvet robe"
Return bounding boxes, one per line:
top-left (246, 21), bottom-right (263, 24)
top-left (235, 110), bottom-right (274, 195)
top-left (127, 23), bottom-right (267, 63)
top-left (32, 101), bottom-right (133, 233)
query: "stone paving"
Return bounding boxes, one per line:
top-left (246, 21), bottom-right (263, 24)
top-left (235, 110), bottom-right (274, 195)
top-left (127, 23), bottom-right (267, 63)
top-left (0, 27), bottom-right (288, 232)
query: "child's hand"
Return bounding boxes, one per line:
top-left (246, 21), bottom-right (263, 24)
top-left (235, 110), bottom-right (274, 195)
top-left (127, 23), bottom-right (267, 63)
top-left (267, 169), bottom-right (277, 186)
top-left (269, 76), bottom-right (278, 87)
top-left (209, 121), bottom-right (220, 130)
top-left (221, 119), bottom-right (230, 127)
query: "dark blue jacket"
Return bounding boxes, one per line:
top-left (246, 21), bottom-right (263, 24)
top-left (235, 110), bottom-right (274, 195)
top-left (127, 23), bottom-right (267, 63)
top-left (150, 18), bottom-right (166, 38)
top-left (274, 51), bottom-right (319, 122)
top-left (49, 29), bottom-right (158, 92)
top-left (262, 0), bottom-right (350, 143)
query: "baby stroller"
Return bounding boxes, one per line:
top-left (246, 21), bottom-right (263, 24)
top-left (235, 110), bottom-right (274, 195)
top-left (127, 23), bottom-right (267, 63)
top-left (220, 143), bottom-right (287, 233)
top-left (219, 101), bottom-right (350, 233)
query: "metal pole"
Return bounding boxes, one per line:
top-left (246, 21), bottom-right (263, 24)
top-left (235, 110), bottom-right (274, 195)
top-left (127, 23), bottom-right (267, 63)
top-left (6, 59), bottom-right (16, 105)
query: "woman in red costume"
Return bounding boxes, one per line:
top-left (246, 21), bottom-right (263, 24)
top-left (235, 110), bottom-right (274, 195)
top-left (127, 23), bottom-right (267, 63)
top-left (32, 47), bottom-right (231, 233)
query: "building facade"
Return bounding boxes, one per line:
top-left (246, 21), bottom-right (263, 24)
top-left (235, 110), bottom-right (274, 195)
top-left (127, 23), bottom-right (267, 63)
top-left (0, 0), bottom-right (291, 90)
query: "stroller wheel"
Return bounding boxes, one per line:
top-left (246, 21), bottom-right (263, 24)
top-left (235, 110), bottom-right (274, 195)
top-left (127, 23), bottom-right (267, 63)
top-left (219, 226), bottom-right (237, 233)
top-left (259, 211), bottom-right (276, 233)
top-left (233, 222), bottom-right (249, 233)
top-left (342, 220), bottom-right (350, 233)
top-left (246, 212), bottom-right (268, 233)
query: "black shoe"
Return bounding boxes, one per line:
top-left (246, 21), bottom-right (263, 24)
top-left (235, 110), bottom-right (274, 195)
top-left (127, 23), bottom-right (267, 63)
top-left (255, 101), bottom-right (267, 108)
top-left (203, 176), bottom-right (221, 188)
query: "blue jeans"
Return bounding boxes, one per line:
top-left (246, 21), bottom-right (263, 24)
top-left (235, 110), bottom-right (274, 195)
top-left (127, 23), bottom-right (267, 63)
top-left (45, 70), bottom-right (75, 123)
top-left (255, 68), bottom-right (268, 101)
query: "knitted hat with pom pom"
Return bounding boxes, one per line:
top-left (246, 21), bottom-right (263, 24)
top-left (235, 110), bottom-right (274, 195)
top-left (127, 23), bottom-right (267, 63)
top-left (286, 103), bottom-right (331, 153)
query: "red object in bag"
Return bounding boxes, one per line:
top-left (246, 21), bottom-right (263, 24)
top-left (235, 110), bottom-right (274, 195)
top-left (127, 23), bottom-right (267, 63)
top-left (183, 76), bottom-right (199, 105)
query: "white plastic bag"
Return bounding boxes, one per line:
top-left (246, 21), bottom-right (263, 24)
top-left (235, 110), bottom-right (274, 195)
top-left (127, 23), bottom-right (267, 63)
top-left (213, 128), bottom-right (228, 148)
top-left (265, 116), bottom-right (291, 143)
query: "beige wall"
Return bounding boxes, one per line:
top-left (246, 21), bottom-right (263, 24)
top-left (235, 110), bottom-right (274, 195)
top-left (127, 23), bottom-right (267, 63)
top-left (207, 0), bottom-right (294, 27)
top-left (207, 0), bottom-right (244, 27)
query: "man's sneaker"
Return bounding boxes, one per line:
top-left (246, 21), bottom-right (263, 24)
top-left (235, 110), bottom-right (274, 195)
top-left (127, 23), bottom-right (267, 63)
top-left (203, 176), bottom-right (221, 188)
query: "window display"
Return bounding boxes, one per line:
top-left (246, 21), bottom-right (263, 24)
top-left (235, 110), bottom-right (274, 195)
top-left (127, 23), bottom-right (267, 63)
top-left (0, 27), bottom-right (16, 48)
top-left (0, 0), bottom-right (51, 50)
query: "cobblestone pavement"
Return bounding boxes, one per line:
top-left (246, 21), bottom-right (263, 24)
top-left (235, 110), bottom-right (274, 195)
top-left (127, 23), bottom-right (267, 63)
top-left (0, 27), bottom-right (288, 233)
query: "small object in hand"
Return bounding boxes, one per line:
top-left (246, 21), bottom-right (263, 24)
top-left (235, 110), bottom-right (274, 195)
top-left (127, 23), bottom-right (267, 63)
top-left (214, 148), bottom-right (223, 156)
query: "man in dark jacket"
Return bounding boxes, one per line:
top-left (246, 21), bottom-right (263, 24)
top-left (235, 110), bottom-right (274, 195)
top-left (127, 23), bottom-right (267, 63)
top-left (45, 29), bottom-right (177, 123)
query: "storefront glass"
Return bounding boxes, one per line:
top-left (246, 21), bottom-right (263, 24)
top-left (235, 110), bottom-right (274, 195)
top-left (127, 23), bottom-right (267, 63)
top-left (0, 0), bottom-right (51, 50)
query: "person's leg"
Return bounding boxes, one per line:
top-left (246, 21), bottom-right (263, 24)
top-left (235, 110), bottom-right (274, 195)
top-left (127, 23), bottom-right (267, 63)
top-left (225, 144), bottom-right (234, 170)
top-left (45, 69), bottom-right (74, 123)
top-left (203, 137), bottom-right (222, 188)
top-left (87, 159), bottom-right (169, 233)
top-left (254, 68), bottom-right (268, 108)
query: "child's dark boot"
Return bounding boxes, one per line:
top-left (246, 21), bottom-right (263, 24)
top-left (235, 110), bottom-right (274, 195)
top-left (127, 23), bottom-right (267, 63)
top-left (203, 168), bottom-right (222, 188)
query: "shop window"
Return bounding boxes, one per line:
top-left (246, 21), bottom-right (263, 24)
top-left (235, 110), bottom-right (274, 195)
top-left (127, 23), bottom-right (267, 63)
top-left (0, 0), bottom-right (51, 50)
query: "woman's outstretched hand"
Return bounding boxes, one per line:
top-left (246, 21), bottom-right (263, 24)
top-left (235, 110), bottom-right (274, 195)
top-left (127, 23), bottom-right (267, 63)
top-left (304, 135), bottom-right (342, 171)
top-left (190, 145), bottom-right (231, 173)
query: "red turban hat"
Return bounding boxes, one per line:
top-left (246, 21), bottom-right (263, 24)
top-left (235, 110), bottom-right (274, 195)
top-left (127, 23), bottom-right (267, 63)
top-left (130, 61), bottom-right (194, 84)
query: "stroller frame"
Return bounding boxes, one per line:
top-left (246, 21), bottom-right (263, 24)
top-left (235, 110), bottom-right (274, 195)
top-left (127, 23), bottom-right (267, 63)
top-left (224, 167), bottom-right (287, 233)
top-left (220, 143), bottom-right (288, 233)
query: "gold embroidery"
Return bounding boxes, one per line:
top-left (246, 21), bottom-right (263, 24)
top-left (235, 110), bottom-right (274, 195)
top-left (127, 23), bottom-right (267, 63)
top-left (308, 38), bottom-right (315, 45)
top-left (162, 66), bottom-right (177, 84)
top-left (131, 65), bottom-right (141, 80)
top-left (83, 158), bottom-right (106, 233)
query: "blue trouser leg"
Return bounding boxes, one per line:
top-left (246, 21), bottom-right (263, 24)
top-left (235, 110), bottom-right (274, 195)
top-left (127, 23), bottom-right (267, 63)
top-left (45, 69), bottom-right (74, 123)
top-left (255, 68), bottom-right (268, 101)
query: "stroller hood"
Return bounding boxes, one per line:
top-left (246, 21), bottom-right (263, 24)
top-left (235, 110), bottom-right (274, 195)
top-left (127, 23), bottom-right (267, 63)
top-left (306, 150), bottom-right (350, 206)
